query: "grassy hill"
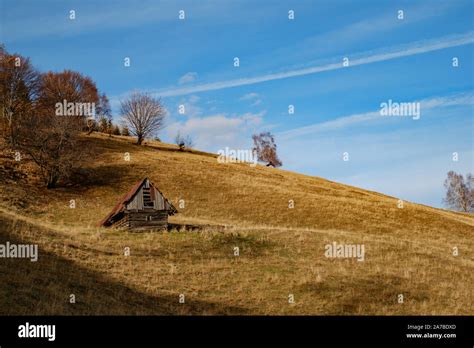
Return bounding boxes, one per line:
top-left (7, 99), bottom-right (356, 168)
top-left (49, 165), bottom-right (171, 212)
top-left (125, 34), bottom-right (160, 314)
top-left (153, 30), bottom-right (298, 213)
top-left (0, 133), bottom-right (472, 315)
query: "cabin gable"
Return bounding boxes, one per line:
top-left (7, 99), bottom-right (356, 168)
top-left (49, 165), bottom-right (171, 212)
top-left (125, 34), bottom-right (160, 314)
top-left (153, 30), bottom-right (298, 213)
top-left (98, 177), bottom-right (177, 231)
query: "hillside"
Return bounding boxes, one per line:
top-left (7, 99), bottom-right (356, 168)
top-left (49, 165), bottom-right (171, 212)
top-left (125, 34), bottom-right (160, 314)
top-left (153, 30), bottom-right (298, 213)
top-left (0, 133), bottom-right (473, 315)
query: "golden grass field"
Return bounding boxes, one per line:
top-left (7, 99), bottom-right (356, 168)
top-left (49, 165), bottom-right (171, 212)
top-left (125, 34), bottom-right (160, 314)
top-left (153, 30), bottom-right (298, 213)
top-left (0, 133), bottom-right (473, 315)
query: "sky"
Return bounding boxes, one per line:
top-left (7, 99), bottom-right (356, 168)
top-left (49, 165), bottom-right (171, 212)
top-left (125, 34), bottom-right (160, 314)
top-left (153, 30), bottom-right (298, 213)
top-left (1, 0), bottom-right (473, 208)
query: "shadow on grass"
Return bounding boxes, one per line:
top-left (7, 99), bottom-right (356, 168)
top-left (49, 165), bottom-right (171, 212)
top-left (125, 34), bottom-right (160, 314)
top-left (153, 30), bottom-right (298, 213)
top-left (0, 218), bottom-right (249, 315)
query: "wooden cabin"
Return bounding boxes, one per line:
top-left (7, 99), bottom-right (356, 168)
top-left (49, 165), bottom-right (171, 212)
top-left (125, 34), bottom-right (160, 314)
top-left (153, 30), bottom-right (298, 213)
top-left (98, 178), bottom-right (177, 231)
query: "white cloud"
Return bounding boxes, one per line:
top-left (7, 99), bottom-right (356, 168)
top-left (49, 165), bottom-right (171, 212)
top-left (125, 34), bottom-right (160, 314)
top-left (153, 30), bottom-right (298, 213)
top-left (174, 94), bottom-right (204, 118)
top-left (151, 32), bottom-right (474, 97)
top-left (167, 111), bottom-right (265, 151)
top-left (178, 72), bottom-right (198, 85)
top-left (239, 93), bottom-right (259, 101)
top-left (240, 92), bottom-right (262, 107)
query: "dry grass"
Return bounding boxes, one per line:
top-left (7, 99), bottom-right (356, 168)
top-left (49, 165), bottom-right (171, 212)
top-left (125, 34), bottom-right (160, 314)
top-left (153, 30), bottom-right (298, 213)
top-left (0, 133), bottom-right (472, 315)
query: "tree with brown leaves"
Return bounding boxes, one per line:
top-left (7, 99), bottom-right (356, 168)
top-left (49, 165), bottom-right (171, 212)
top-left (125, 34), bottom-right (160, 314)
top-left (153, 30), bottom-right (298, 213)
top-left (17, 70), bottom-right (99, 188)
top-left (120, 92), bottom-right (165, 145)
top-left (252, 131), bottom-right (282, 168)
top-left (0, 46), bottom-right (40, 146)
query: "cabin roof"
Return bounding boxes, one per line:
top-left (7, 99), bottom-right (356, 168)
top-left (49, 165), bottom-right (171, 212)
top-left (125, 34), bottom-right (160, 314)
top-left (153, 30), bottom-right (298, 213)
top-left (97, 177), bottom-right (177, 227)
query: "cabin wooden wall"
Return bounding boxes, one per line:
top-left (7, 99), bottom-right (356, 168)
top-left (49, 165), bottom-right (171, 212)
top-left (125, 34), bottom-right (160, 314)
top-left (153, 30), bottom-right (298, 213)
top-left (126, 186), bottom-right (145, 210)
top-left (116, 210), bottom-right (168, 231)
top-left (152, 187), bottom-right (167, 210)
top-left (125, 179), bottom-right (168, 210)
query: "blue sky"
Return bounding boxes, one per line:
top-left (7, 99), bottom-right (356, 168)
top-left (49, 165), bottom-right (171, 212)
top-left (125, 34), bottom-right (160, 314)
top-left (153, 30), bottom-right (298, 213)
top-left (1, 0), bottom-right (473, 208)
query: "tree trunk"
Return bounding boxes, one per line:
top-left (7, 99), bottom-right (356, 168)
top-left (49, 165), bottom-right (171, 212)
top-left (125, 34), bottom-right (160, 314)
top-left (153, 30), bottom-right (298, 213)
top-left (47, 173), bottom-right (59, 189)
top-left (137, 135), bottom-right (143, 145)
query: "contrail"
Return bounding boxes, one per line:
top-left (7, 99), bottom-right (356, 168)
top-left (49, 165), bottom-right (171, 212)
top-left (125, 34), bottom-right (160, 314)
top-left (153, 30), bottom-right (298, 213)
top-left (277, 92), bottom-right (474, 141)
top-left (154, 32), bottom-right (474, 97)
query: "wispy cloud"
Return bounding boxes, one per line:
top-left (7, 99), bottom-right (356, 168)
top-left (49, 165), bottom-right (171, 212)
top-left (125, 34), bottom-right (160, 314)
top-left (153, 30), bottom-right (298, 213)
top-left (2, 0), bottom-right (248, 42)
top-left (266, 0), bottom-right (459, 67)
top-left (151, 32), bottom-right (474, 97)
top-left (239, 92), bottom-right (262, 106)
top-left (277, 92), bottom-right (474, 140)
top-left (239, 92), bottom-right (259, 101)
top-left (178, 72), bottom-right (198, 85)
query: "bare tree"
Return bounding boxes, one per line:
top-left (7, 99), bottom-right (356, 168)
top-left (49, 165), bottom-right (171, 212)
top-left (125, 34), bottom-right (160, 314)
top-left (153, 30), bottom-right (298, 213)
top-left (443, 171), bottom-right (473, 213)
top-left (0, 47), bottom-right (40, 146)
top-left (252, 131), bottom-right (282, 167)
top-left (16, 70), bottom-right (99, 188)
top-left (120, 92), bottom-right (165, 145)
top-left (175, 131), bottom-right (194, 151)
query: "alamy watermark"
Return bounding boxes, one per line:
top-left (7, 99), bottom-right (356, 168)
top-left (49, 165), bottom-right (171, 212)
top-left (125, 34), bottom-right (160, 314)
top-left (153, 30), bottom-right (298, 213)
top-left (380, 99), bottom-right (420, 120)
top-left (217, 147), bottom-right (257, 167)
top-left (55, 99), bottom-right (96, 117)
top-left (18, 322), bottom-right (55, 341)
top-left (0, 241), bottom-right (38, 262)
top-left (324, 242), bottom-right (365, 262)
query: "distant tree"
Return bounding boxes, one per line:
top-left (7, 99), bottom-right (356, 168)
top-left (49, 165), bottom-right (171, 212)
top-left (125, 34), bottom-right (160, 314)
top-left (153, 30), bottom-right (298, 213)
top-left (95, 93), bottom-right (112, 135)
top-left (443, 171), bottom-right (473, 213)
top-left (16, 70), bottom-right (99, 188)
top-left (0, 47), bottom-right (40, 145)
top-left (98, 116), bottom-right (108, 133)
top-left (175, 131), bottom-right (193, 151)
top-left (112, 124), bottom-right (121, 135)
top-left (120, 92), bottom-right (165, 145)
top-left (252, 131), bottom-right (282, 167)
top-left (121, 125), bottom-right (130, 136)
top-left (107, 119), bottom-right (113, 136)
top-left (85, 118), bottom-right (98, 135)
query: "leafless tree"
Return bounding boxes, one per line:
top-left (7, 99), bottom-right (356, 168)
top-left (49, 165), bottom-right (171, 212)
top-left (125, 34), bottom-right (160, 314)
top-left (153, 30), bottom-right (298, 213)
top-left (120, 92), bottom-right (165, 145)
top-left (252, 131), bottom-right (282, 167)
top-left (443, 171), bottom-right (473, 213)
top-left (175, 131), bottom-right (194, 151)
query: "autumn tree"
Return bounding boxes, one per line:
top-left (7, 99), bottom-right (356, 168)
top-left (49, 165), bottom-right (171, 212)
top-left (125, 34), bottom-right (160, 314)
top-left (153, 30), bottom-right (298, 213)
top-left (443, 171), bottom-right (473, 213)
top-left (252, 131), bottom-right (282, 167)
top-left (0, 46), bottom-right (40, 145)
top-left (17, 70), bottom-right (99, 188)
top-left (120, 92), bottom-right (165, 145)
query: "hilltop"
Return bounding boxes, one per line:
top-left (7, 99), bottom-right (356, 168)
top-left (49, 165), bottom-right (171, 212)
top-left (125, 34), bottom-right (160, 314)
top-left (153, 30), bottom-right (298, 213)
top-left (0, 133), bottom-right (472, 315)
